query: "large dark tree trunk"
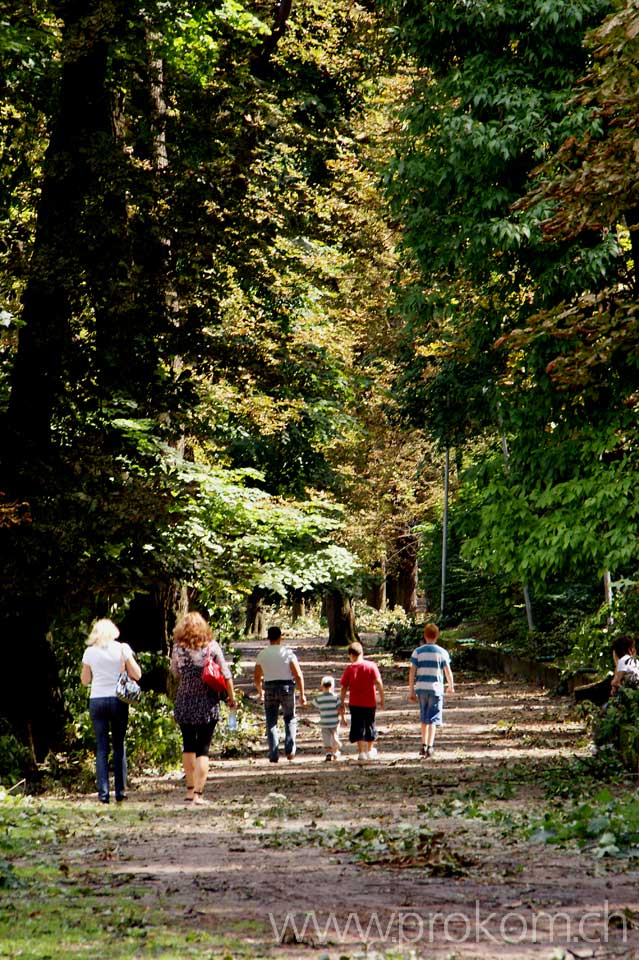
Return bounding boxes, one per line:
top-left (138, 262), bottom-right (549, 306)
top-left (365, 559), bottom-right (387, 611)
top-left (245, 588), bottom-right (267, 637)
top-left (251, 0), bottom-right (293, 78)
top-left (291, 591), bottom-right (306, 623)
top-left (0, 0), bottom-right (128, 760)
top-left (325, 589), bottom-right (358, 647)
top-left (120, 584), bottom-right (187, 692)
top-left (387, 526), bottom-right (419, 615)
top-left (386, 575), bottom-right (398, 611)
top-left (123, 581), bottom-right (186, 643)
top-left (1, 604), bottom-right (65, 766)
top-left (5, 1), bottom-right (120, 463)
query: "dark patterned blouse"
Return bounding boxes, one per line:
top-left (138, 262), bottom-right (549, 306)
top-left (171, 640), bottom-right (232, 725)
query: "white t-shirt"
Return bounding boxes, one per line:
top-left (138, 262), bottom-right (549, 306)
top-left (255, 644), bottom-right (298, 681)
top-left (82, 640), bottom-right (135, 698)
top-left (617, 654), bottom-right (639, 675)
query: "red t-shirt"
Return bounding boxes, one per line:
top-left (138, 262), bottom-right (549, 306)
top-left (340, 659), bottom-right (381, 708)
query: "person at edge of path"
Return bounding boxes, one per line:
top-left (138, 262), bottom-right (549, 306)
top-left (339, 641), bottom-right (385, 763)
top-left (81, 618), bottom-right (142, 804)
top-left (311, 675), bottom-right (342, 761)
top-left (408, 622), bottom-right (454, 759)
top-left (170, 611), bottom-right (236, 805)
top-left (611, 634), bottom-right (639, 696)
top-left (254, 625), bottom-right (307, 763)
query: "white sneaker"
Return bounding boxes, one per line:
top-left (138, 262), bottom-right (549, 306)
top-left (368, 747), bottom-right (378, 759)
top-left (357, 752), bottom-right (368, 762)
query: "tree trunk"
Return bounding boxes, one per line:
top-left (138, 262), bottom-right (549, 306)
top-left (441, 446), bottom-right (449, 616)
top-left (119, 583), bottom-right (188, 691)
top-left (366, 559), bottom-right (387, 611)
top-left (245, 589), bottom-right (267, 637)
top-left (393, 526), bottom-right (419, 615)
top-left (0, 0), bottom-right (127, 762)
top-left (2, 605), bottom-right (66, 765)
top-left (5, 4), bottom-right (119, 465)
top-left (386, 575), bottom-right (398, 611)
top-left (325, 589), bottom-right (358, 647)
top-left (251, 0), bottom-right (293, 77)
top-left (291, 591), bottom-right (306, 622)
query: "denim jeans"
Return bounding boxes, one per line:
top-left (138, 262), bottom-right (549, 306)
top-left (89, 697), bottom-right (129, 801)
top-left (263, 682), bottom-right (296, 762)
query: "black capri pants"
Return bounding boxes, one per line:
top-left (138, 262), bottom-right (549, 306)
top-left (179, 720), bottom-right (217, 757)
top-left (348, 705), bottom-right (377, 743)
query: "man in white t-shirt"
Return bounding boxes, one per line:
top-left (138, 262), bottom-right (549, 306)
top-left (254, 626), bottom-right (307, 763)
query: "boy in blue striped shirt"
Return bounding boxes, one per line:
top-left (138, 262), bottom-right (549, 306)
top-left (312, 676), bottom-right (342, 761)
top-left (408, 623), bottom-right (454, 758)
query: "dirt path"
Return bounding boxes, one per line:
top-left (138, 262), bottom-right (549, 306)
top-left (102, 636), bottom-right (639, 959)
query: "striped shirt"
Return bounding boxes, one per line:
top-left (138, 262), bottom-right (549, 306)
top-left (312, 691), bottom-right (341, 728)
top-left (410, 643), bottom-right (451, 696)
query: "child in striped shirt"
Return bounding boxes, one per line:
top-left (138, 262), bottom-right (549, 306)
top-left (312, 676), bottom-right (341, 761)
top-left (408, 623), bottom-right (454, 758)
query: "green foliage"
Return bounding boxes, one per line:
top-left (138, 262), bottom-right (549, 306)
top-left (380, 0), bottom-right (639, 639)
top-left (420, 761), bottom-right (639, 861)
top-left (527, 788), bottom-right (639, 858)
top-left (125, 693), bottom-right (183, 773)
top-left (459, 431), bottom-right (639, 587)
top-left (1, 0), bottom-right (426, 767)
top-left (418, 509), bottom-right (530, 639)
top-left (539, 753), bottom-right (626, 799)
top-left (567, 579), bottom-right (639, 673)
top-left (0, 721), bottom-right (32, 788)
top-left (161, 452), bottom-right (362, 607)
top-left (594, 688), bottom-right (639, 771)
top-left (216, 699), bottom-right (261, 759)
top-left (351, 602), bottom-right (410, 635)
top-left (11, 0), bottom-right (639, 770)
top-left (378, 616), bottom-right (423, 654)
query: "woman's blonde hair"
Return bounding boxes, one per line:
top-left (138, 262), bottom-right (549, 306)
top-left (87, 618), bottom-right (120, 647)
top-left (173, 611), bottom-right (212, 650)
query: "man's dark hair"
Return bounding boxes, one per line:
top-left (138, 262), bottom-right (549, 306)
top-left (267, 626), bottom-right (282, 642)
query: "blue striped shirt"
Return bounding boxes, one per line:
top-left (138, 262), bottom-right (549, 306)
top-left (410, 643), bottom-right (451, 695)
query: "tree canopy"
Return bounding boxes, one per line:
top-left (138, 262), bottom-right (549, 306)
top-left (3, 0), bottom-right (639, 761)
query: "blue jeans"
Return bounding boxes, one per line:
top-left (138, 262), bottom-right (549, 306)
top-left (417, 691), bottom-right (444, 725)
top-left (89, 697), bottom-right (129, 801)
top-left (263, 682), bottom-right (296, 762)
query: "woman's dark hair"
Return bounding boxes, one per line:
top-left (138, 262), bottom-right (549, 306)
top-left (613, 634), bottom-right (635, 659)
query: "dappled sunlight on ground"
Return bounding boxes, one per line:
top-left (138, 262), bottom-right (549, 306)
top-left (74, 636), bottom-right (639, 959)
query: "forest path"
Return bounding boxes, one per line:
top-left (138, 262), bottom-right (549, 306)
top-left (104, 635), bottom-right (639, 959)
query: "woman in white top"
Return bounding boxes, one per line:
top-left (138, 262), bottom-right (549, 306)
top-left (81, 618), bottom-right (142, 803)
top-left (611, 635), bottom-right (639, 695)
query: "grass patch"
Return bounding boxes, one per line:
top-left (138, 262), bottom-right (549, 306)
top-left (0, 795), bottom-right (260, 959)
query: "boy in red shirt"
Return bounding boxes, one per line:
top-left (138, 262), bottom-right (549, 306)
top-left (339, 641), bottom-right (385, 762)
